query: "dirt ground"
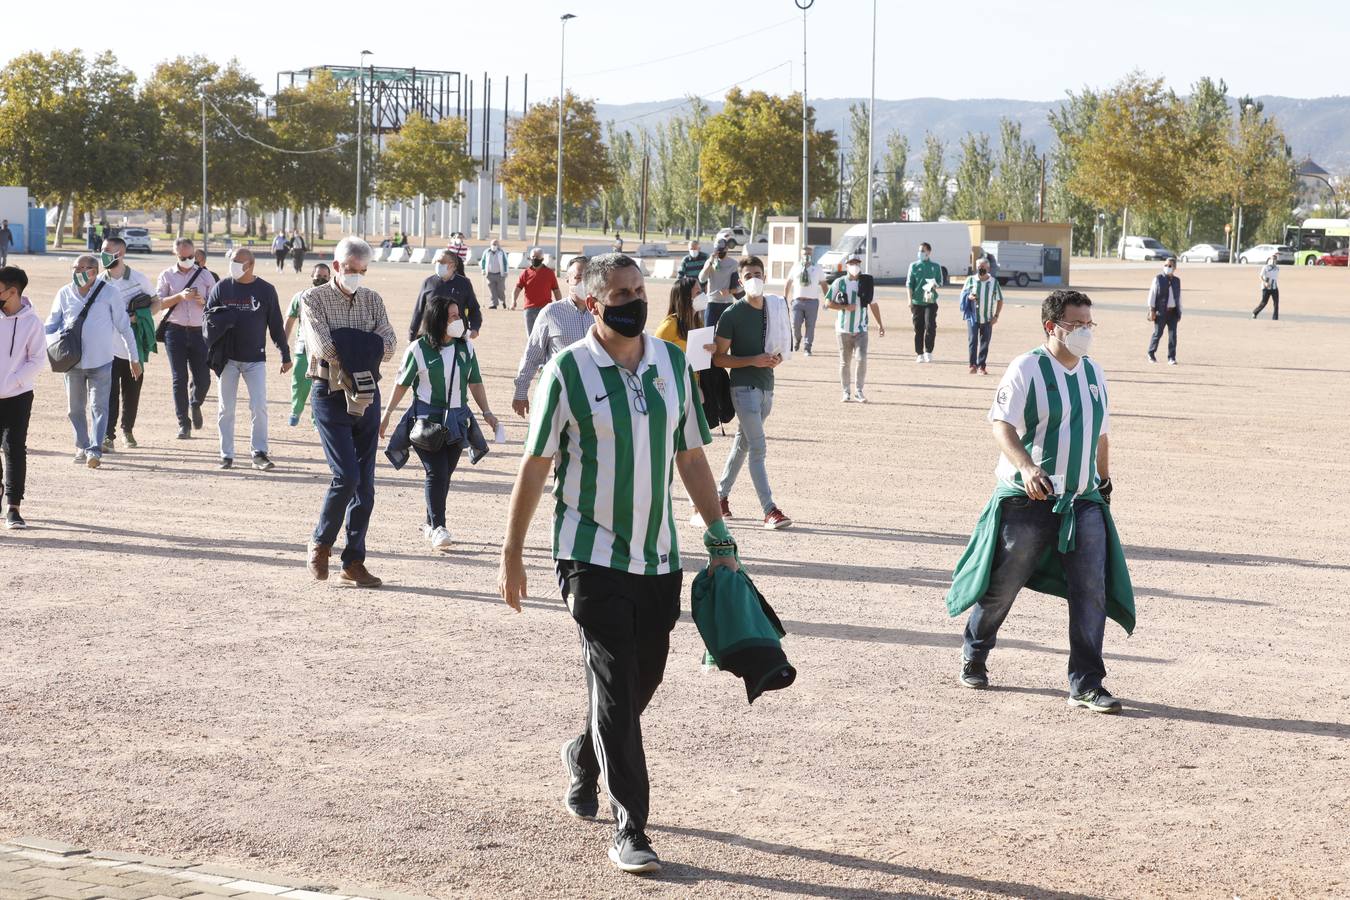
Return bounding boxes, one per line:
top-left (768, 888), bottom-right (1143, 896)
top-left (2, 248), bottom-right (1347, 899)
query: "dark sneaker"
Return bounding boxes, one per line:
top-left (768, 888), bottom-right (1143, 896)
top-left (1067, 687), bottom-right (1122, 714)
top-left (191, 404), bottom-right (204, 430)
top-left (251, 452), bottom-right (275, 471)
top-left (960, 658), bottom-right (988, 689)
top-left (122, 430), bottom-right (138, 448)
top-left (719, 496), bottom-right (732, 519)
top-left (608, 829), bottom-right (661, 875)
top-left (177, 424), bottom-right (191, 440)
top-left (288, 415), bottom-right (299, 427)
top-left (763, 508), bottom-right (793, 530)
top-left (102, 435), bottom-right (115, 452)
top-left (218, 457), bottom-right (233, 470)
top-left (4, 508), bottom-right (26, 530)
top-left (560, 739), bottom-right (599, 819)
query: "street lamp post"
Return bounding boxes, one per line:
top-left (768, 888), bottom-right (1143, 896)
top-left (796, 0), bottom-right (813, 255)
top-left (355, 50), bottom-right (372, 238)
top-left (556, 13), bottom-right (575, 270)
top-left (864, 0), bottom-right (876, 274)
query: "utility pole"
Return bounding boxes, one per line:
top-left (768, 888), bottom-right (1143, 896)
top-left (201, 86), bottom-right (208, 253)
top-left (796, 0), bottom-right (814, 253)
top-left (355, 50), bottom-right (372, 238)
top-left (1038, 154), bottom-right (1047, 222)
top-left (556, 14), bottom-right (575, 270)
top-left (864, 0), bottom-right (876, 274)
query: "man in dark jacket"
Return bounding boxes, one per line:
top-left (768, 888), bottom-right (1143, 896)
top-left (204, 248), bottom-right (290, 470)
top-left (409, 248), bottom-right (483, 341)
top-left (1146, 257), bottom-right (1181, 365)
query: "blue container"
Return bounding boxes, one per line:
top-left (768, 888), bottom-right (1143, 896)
top-left (27, 207), bottom-right (47, 253)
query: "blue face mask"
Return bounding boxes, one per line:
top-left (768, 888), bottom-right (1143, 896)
top-left (917, 250), bottom-right (929, 261)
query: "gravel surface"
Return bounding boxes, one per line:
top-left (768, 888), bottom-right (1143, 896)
top-left (3, 252), bottom-right (1347, 899)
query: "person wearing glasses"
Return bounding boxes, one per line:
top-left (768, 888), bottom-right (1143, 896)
top-left (498, 252), bottom-right (737, 876)
top-left (946, 289), bottom-right (1134, 715)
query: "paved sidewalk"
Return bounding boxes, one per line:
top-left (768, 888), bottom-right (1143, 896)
top-left (0, 838), bottom-right (433, 900)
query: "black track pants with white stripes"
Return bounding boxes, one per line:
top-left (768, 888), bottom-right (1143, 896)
top-left (557, 560), bottom-right (682, 834)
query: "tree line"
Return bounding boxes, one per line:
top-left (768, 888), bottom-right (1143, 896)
top-left (0, 52), bottom-right (1302, 256)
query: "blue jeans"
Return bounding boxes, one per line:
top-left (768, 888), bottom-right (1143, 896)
top-left (718, 386), bottom-right (775, 514)
top-left (962, 496), bottom-right (1109, 695)
top-left (217, 359), bottom-right (269, 459)
top-left (311, 380), bottom-right (381, 566)
top-left (66, 364), bottom-right (113, 457)
top-left (1148, 308), bottom-right (1179, 360)
top-left (413, 441), bottom-right (464, 529)
top-left (163, 323), bottom-right (210, 428)
top-left (967, 321), bottom-right (993, 368)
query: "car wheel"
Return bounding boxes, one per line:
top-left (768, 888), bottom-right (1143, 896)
top-left (1304, 256), bottom-right (1316, 265)
top-left (1015, 272), bottom-right (1030, 287)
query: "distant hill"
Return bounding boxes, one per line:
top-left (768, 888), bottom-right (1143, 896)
top-left (589, 95), bottom-right (1350, 171)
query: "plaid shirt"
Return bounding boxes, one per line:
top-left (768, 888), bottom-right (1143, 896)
top-left (513, 297), bottom-right (593, 401)
top-left (301, 281), bottom-right (397, 377)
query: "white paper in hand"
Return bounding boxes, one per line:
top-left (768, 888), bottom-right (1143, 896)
top-left (493, 422), bottom-right (506, 444)
top-left (685, 326), bottom-right (716, 371)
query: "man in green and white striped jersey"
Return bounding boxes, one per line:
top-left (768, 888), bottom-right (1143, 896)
top-left (945, 290), bottom-right (1135, 714)
top-left (825, 252), bottom-right (885, 403)
top-left (961, 259), bottom-right (1003, 375)
top-left (498, 253), bottom-right (739, 876)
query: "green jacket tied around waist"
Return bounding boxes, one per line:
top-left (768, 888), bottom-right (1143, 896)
top-left (945, 484), bottom-right (1136, 635)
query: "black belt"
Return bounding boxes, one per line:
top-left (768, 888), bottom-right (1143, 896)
top-left (166, 321), bottom-right (202, 331)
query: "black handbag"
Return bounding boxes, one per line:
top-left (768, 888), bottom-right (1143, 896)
top-left (408, 348), bottom-right (464, 453)
top-left (47, 281), bottom-right (105, 373)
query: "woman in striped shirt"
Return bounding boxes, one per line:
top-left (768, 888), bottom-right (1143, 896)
top-left (381, 294), bottom-right (499, 552)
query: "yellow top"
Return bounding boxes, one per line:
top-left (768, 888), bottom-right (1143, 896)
top-left (652, 314), bottom-right (685, 352)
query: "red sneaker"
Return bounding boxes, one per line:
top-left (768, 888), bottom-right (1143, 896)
top-left (719, 496), bottom-right (733, 519)
top-left (763, 508), bottom-right (793, 530)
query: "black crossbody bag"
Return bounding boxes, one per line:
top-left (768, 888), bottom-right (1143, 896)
top-left (155, 267), bottom-right (205, 343)
top-left (47, 281), bottom-right (106, 373)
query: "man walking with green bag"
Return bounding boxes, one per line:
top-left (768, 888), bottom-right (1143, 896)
top-left (907, 241), bottom-right (943, 363)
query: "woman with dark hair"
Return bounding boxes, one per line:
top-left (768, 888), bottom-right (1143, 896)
top-left (653, 276), bottom-right (709, 354)
top-left (381, 293), bottom-right (499, 553)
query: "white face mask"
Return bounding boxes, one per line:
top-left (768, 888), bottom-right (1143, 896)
top-left (435, 263), bottom-right (450, 278)
top-left (447, 319), bottom-right (466, 340)
top-left (846, 264), bottom-right (861, 277)
top-left (178, 257), bottom-right (195, 270)
top-left (1163, 266), bottom-right (1175, 276)
top-left (228, 261), bottom-right (246, 280)
top-left (692, 295), bottom-right (708, 313)
top-left (742, 277), bottom-right (765, 297)
top-left (336, 271), bottom-right (362, 293)
top-left (1059, 324), bottom-right (1094, 358)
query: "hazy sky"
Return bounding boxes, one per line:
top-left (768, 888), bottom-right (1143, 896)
top-left (9, 0), bottom-right (1344, 106)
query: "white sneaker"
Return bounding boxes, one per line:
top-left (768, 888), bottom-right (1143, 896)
top-left (841, 391), bottom-right (852, 403)
top-left (1167, 358), bottom-right (1178, 366)
top-left (854, 391), bottom-right (868, 403)
top-left (915, 354), bottom-right (925, 364)
top-left (427, 525), bottom-right (453, 552)
top-left (923, 352), bottom-right (932, 363)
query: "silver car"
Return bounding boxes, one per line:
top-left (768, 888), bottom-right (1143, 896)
top-left (120, 227), bottom-right (153, 254)
top-left (1178, 243), bottom-right (1230, 263)
top-left (1238, 243), bottom-right (1294, 265)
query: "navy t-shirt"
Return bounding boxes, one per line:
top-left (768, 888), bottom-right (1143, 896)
top-left (205, 277), bottom-right (289, 364)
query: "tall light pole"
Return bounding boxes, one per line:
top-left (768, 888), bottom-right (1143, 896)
top-left (863, 0), bottom-right (876, 274)
top-left (201, 85), bottom-right (208, 253)
top-left (556, 13), bottom-right (575, 269)
top-left (796, 0), bottom-right (813, 254)
top-left (355, 50), bottom-right (373, 238)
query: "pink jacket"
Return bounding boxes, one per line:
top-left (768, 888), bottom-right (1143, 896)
top-left (1, 296), bottom-right (46, 398)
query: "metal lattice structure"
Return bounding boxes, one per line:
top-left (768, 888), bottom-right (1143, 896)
top-left (275, 65), bottom-right (463, 135)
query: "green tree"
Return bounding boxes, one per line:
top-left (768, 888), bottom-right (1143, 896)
top-left (501, 91), bottom-right (615, 247)
top-left (952, 132), bottom-right (994, 219)
top-left (698, 88), bottom-right (837, 239)
top-left (602, 124), bottom-right (639, 234)
top-left (1047, 87), bottom-right (1101, 252)
top-left (1067, 71), bottom-right (1185, 254)
top-left (844, 102), bottom-right (873, 218)
top-left (918, 133), bottom-right (947, 221)
top-left (876, 132), bottom-right (910, 220)
top-left (1217, 99), bottom-right (1298, 247)
top-left (992, 118), bottom-right (1041, 222)
top-left (377, 113), bottom-right (477, 247)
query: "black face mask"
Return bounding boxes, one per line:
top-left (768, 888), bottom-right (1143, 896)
top-left (601, 298), bottom-right (647, 338)
top-left (530, 259), bottom-right (544, 268)
top-left (717, 249), bottom-right (727, 258)
top-left (312, 277), bottom-right (328, 287)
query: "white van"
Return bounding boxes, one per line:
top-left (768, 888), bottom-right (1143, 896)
top-left (818, 222), bottom-right (970, 285)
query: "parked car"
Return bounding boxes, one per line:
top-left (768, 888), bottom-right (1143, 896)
top-left (1178, 242), bottom-right (1230, 263)
top-left (1314, 248), bottom-right (1348, 267)
top-left (714, 225), bottom-right (767, 249)
top-left (119, 227), bottom-right (153, 253)
top-left (1119, 235), bottom-right (1174, 261)
top-left (1238, 243), bottom-right (1294, 265)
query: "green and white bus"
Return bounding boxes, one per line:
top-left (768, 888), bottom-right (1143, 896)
top-left (1285, 218), bottom-right (1350, 265)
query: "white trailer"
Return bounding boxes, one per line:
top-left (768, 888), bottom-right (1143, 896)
top-left (818, 222), bottom-right (971, 285)
top-left (981, 241), bottom-right (1045, 287)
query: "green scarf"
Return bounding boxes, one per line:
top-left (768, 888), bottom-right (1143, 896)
top-left (131, 307), bottom-right (157, 362)
top-left (945, 483), bottom-right (1136, 635)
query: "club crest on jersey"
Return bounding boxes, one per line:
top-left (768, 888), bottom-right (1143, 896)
top-left (996, 387), bottom-right (1009, 406)
top-left (653, 377), bottom-right (666, 394)
top-left (1089, 384), bottom-right (1100, 401)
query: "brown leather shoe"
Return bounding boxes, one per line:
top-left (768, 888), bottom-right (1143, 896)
top-left (307, 542), bottom-right (331, 581)
top-left (339, 561), bottom-right (383, 588)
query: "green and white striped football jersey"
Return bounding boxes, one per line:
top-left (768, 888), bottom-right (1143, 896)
top-left (962, 275), bottom-right (1003, 324)
top-left (525, 330), bottom-right (712, 575)
top-left (989, 347), bottom-right (1110, 497)
top-left (396, 335), bottom-right (482, 408)
top-left (829, 276), bottom-right (868, 334)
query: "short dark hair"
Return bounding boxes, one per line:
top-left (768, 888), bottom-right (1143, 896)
top-left (738, 255), bottom-right (764, 272)
top-left (567, 255), bottom-right (588, 274)
top-left (583, 252), bottom-right (640, 300)
top-left (1041, 289), bottom-right (1092, 326)
top-left (103, 236), bottom-right (127, 252)
top-left (919, 242), bottom-right (932, 252)
top-left (420, 292), bottom-right (461, 345)
top-left (0, 265), bottom-right (28, 293)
